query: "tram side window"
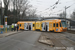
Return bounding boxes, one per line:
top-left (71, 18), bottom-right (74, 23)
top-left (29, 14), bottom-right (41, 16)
top-left (53, 23), bottom-right (55, 27)
top-left (20, 24), bottom-right (21, 27)
top-left (41, 24), bottom-right (43, 27)
top-left (33, 24), bottom-right (35, 27)
top-left (60, 23), bottom-right (62, 27)
top-left (56, 23), bottom-right (58, 27)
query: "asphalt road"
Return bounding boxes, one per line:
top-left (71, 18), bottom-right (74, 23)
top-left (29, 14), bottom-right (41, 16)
top-left (0, 31), bottom-right (42, 50)
top-left (0, 31), bottom-right (75, 50)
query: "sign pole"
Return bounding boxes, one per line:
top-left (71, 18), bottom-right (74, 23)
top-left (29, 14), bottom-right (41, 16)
top-left (5, 16), bottom-right (7, 33)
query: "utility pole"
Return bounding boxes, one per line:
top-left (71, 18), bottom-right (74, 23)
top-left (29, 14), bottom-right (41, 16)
top-left (65, 6), bottom-right (66, 21)
top-left (64, 3), bottom-right (75, 29)
top-left (65, 6), bottom-right (71, 30)
top-left (64, 6), bottom-right (67, 28)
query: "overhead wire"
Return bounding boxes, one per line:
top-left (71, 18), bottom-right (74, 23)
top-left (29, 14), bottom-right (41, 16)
top-left (36, 0), bottom-right (75, 17)
top-left (49, 0), bottom-right (75, 16)
top-left (37, 0), bottom-right (60, 13)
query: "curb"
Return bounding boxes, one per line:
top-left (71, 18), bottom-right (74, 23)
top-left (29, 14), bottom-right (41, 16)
top-left (0, 31), bottom-right (22, 38)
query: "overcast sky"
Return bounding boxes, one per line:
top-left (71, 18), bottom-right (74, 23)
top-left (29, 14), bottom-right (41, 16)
top-left (1, 0), bottom-right (75, 18)
top-left (29, 0), bottom-right (75, 18)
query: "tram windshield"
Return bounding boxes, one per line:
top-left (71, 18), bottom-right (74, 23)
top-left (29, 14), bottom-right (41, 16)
top-left (61, 21), bottom-right (67, 27)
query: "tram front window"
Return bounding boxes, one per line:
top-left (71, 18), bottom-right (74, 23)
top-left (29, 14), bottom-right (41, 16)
top-left (61, 21), bottom-right (67, 27)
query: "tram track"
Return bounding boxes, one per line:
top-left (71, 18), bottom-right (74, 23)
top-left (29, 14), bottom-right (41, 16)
top-left (40, 31), bottom-right (75, 48)
top-left (67, 30), bottom-right (75, 34)
top-left (44, 32), bottom-right (66, 47)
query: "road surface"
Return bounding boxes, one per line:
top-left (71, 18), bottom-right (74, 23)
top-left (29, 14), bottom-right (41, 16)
top-left (0, 31), bottom-right (42, 50)
top-left (0, 31), bottom-right (75, 50)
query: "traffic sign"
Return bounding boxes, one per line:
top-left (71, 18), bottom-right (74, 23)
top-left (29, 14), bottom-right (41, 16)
top-left (5, 16), bottom-right (7, 18)
top-left (0, 25), bottom-right (3, 28)
top-left (4, 16), bottom-right (8, 33)
top-left (5, 22), bottom-right (7, 25)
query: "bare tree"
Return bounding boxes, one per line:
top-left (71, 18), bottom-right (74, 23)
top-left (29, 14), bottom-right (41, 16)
top-left (70, 11), bottom-right (75, 20)
top-left (59, 11), bottom-right (65, 18)
top-left (12, 0), bottom-right (31, 18)
top-left (21, 4), bottom-right (32, 18)
top-left (28, 9), bottom-right (36, 17)
top-left (3, 0), bottom-right (10, 15)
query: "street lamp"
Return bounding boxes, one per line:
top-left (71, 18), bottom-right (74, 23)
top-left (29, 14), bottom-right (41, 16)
top-left (0, 1), bottom-right (2, 25)
top-left (0, 1), bottom-right (2, 33)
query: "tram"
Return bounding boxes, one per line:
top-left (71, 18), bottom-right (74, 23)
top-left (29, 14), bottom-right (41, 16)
top-left (41, 19), bottom-right (67, 32)
top-left (17, 21), bottom-right (35, 31)
top-left (17, 19), bottom-right (67, 32)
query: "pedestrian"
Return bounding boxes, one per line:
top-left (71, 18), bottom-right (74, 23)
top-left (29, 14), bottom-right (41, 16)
top-left (11, 25), bottom-right (14, 31)
top-left (14, 26), bottom-right (16, 31)
top-left (17, 25), bottom-right (19, 31)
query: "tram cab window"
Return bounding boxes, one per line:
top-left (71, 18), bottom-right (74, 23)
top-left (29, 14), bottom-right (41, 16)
top-left (56, 23), bottom-right (58, 27)
top-left (61, 21), bottom-right (67, 27)
top-left (53, 23), bottom-right (55, 27)
top-left (33, 24), bottom-right (35, 27)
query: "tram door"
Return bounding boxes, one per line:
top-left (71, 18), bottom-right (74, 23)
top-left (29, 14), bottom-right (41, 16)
top-left (42, 22), bottom-right (45, 31)
top-left (24, 23), bottom-right (29, 30)
top-left (49, 22), bottom-right (53, 30)
top-left (29, 23), bottom-right (33, 30)
top-left (46, 22), bottom-right (49, 31)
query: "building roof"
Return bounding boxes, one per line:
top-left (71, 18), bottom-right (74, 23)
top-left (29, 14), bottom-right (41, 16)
top-left (42, 17), bottom-right (75, 21)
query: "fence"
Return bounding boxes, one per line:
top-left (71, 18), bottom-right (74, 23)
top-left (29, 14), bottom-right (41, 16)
top-left (67, 26), bottom-right (75, 30)
top-left (0, 25), bottom-right (11, 32)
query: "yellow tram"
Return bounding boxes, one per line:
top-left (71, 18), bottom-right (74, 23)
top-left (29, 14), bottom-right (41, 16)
top-left (17, 21), bottom-right (35, 31)
top-left (17, 19), bottom-right (67, 32)
top-left (41, 19), bottom-right (67, 32)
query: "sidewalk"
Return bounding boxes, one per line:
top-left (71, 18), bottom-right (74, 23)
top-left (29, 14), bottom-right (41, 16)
top-left (0, 31), bottom-right (22, 38)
